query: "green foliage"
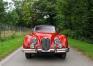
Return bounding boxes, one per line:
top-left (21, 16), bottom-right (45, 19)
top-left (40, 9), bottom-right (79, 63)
top-left (0, 0), bottom-right (5, 23)
top-left (31, 0), bottom-right (57, 26)
top-left (69, 38), bottom-right (93, 60)
top-left (0, 36), bottom-right (24, 60)
top-left (0, 0), bottom-right (93, 43)
top-left (56, 0), bottom-right (93, 42)
top-left (5, 10), bottom-right (19, 25)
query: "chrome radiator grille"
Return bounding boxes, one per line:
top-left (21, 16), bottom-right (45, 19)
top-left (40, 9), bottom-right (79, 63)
top-left (41, 38), bottom-right (50, 50)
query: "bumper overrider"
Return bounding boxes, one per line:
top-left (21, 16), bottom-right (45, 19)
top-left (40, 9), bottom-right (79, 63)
top-left (22, 48), bottom-right (69, 53)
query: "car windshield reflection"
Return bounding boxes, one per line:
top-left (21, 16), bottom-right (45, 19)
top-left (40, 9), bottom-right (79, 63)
top-left (34, 25), bottom-right (56, 33)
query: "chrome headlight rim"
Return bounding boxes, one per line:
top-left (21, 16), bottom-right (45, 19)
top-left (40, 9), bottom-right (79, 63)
top-left (54, 37), bottom-right (62, 48)
top-left (31, 37), bottom-right (37, 45)
top-left (54, 37), bottom-right (61, 44)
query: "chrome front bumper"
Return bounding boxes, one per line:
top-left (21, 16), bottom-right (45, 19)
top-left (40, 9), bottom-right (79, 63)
top-left (22, 48), bottom-right (69, 53)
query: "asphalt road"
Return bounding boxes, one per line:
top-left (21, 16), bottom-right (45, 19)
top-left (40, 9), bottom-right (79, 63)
top-left (0, 48), bottom-right (93, 66)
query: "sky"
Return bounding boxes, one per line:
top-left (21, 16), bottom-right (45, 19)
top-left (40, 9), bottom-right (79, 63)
top-left (3, 0), bottom-right (13, 2)
top-left (3, 0), bottom-right (15, 12)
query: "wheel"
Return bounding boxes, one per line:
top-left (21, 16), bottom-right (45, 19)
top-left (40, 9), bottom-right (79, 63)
top-left (61, 53), bottom-right (66, 59)
top-left (56, 53), bottom-right (66, 59)
top-left (25, 53), bottom-right (32, 59)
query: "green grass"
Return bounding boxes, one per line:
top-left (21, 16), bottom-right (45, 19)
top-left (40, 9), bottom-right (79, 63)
top-left (69, 38), bottom-right (93, 60)
top-left (0, 36), bottom-right (24, 61)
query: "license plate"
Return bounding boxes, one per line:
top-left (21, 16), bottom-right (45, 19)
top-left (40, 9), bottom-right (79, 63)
top-left (41, 50), bottom-right (49, 52)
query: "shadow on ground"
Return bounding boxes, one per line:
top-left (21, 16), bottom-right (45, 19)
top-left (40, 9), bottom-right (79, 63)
top-left (26, 54), bottom-right (68, 62)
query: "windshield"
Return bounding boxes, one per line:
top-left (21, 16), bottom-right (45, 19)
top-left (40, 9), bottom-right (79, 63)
top-left (34, 25), bottom-right (56, 33)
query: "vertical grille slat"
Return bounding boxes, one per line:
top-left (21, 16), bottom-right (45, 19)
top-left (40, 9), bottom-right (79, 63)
top-left (41, 38), bottom-right (50, 50)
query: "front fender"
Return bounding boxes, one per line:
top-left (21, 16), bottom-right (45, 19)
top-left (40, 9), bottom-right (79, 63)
top-left (58, 35), bottom-right (68, 48)
top-left (23, 35), bottom-right (31, 48)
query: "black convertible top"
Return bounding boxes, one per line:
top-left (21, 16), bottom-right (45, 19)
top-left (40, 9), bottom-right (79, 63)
top-left (33, 25), bottom-right (56, 33)
top-left (35, 25), bottom-right (55, 27)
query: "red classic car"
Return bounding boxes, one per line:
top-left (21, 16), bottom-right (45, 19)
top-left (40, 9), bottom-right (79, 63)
top-left (22, 25), bottom-right (69, 59)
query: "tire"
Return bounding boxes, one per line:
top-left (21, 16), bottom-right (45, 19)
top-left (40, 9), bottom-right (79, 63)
top-left (61, 53), bottom-right (66, 59)
top-left (56, 53), bottom-right (66, 59)
top-left (25, 53), bottom-right (32, 59)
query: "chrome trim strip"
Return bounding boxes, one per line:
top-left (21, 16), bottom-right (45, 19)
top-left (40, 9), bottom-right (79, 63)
top-left (22, 49), bottom-right (36, 53)
top-left (22, 48), bottom-right (69, 53)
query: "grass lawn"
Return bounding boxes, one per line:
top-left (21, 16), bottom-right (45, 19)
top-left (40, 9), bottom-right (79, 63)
top-left (69, 38), bottom-right (93, 60)
top-left (0, 36), bottom-right (24, 61)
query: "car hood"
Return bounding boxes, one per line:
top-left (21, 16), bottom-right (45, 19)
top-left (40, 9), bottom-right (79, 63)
top-left (32, 32), bottom-right (58, 39)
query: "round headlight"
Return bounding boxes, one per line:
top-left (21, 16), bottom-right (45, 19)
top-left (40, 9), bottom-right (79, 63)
top-left (54, 37), bottom-right (61, 44)
top-left (31, 37), bottom-right (37, 44)
top-left (54, 37), bottom-right (62, 48)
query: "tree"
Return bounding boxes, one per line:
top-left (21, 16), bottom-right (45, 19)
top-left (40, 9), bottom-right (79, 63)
top-left (31, 0), bottom-right (57, 26)
top-left (12, 0), bottom-right (37, 27)
top-left (2, 0), bottom-right (92, 42)
top-left (0, 0), bottom-right (5, 23)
